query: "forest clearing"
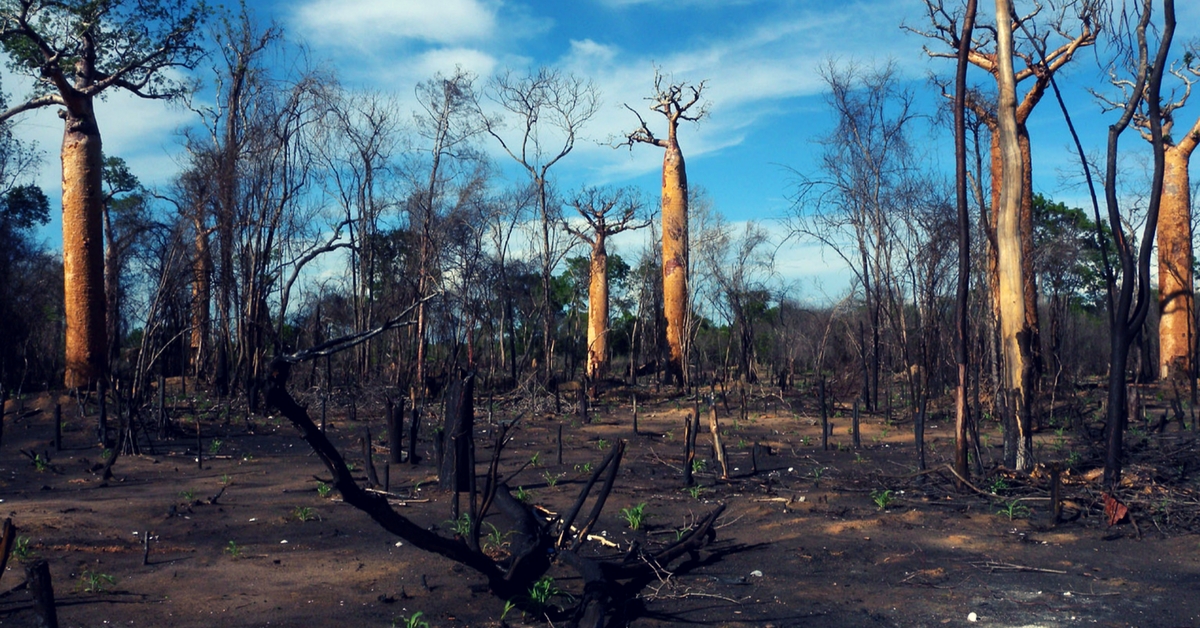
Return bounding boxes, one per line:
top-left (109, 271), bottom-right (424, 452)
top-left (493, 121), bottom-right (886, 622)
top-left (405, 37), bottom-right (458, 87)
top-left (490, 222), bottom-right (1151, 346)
top-left (2, 378), bottom-right (1199, 627)
top-left (2, 0), bottom-right (1200, 626)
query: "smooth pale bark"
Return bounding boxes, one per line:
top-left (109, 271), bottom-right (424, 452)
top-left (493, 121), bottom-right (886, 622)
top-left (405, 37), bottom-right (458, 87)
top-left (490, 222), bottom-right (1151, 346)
top-left (661, 139), bottom-right (689, 386)
top-left (586, 235), bottom-right (610, 380)
top-left (994, 0), bottom-right (1034, 472)
top-left (61, 107), bottom-right (107, 389)
top-left (1157, 145), bottom-right (1196, 380)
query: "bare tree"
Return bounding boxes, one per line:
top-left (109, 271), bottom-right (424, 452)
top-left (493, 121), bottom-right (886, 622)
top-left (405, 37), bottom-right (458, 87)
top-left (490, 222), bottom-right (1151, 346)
top-left (0, 0), bottom-right (206, 388)
top-left (790, 60), bottom-right (918, 412)
top-left (478, 67), bottom-right (599, 384)
top-left (952, 0), bottom-right (979, 482)
top-left (908, 0), bottom-right (1099, 413)
top-left (563, 186), bottom-right (650, 382)
top-left (1097, 0), bottom-right (1174, 488)
top-left (620, 70), bottom-right (707, 388)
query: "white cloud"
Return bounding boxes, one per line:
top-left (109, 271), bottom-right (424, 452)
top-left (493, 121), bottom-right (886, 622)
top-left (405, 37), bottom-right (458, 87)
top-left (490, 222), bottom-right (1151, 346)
top-left (292, 0), bottom-right (498, 48)
top-left (413, 48), bottom-right (499, 81)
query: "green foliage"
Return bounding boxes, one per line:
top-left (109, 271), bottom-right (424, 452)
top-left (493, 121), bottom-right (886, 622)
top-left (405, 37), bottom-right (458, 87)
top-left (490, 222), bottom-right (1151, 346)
top-left (526, 575), bottom-right (572, 614)
top-left (620, 503), bottom-right (648, 530)
top-left (219, 474), bottom-right (232, 486)
top-left (989, 477), bottom-right (1009, 494)
top-left (0, 0), bottom-right (208, 102)
top-left (870, 489), bottom-right (894, 510)
top-left (292, 506), bottom-right (315, 522)
top-left (529, 451), bottom-right (541, 467)
top-left (78, 570), bottom-right (116, 593)
top-left (316, 482), bottom-right (332, 498)
top-left (482, 522), bottom-right (510, 554)
top-left (446, 513), bottom-right (472, 537)
top-left (208, 439), bottom-right (223, 455)
top-left (691, 458), bottom-right (707, 474)
top-left (542, 470), bottom-right (562, 487)
top-left (179, 490), bottom-right (195, 502)
top-left (514, 486), bottom-right (530, 502)
top-left (395, 611), bottom-right (431, 628)
top-left (1032, 193), bottom-right (1111, 309)
top-left (996, 500), bottom-right (1031, 521)
top-left (684, 485), bottom-right (706, 499)
top-left (12, 536), bottom-right (33, 561)
top-left (225, 540), bottom-right (242, 559)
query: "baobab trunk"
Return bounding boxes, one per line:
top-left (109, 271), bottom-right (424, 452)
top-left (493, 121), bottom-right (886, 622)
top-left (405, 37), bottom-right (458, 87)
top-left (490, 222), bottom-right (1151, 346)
top-left (61, 106), bottom-right (108, 389)
top-left (994, 0), bottom-right (1034, 472)
top-left (1157, 148), bottom-right (1193, 381)
top-left (586, 235), bottom-right (610, 380)
top-left (662, 139), bottom-right (689, 387)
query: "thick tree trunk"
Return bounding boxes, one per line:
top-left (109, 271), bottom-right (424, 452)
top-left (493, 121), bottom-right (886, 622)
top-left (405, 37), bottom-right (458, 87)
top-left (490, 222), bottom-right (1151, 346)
top-left (994, 0), bottom-right (1035, 472)
top-left (661, 139), bottom-right (689, 388)
top-left (1157, 147), bottom-right (1193, 381)
top-left (1018, 128), bottom-right (1042, 387)
top-left (61, 104), bottom-right (107, 389)
top-left (586, 236), bottom-right (609, 380)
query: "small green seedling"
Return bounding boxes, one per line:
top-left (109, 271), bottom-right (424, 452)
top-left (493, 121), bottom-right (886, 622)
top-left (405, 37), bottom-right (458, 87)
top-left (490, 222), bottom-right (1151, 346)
top-left (871, 489), bottom-right (894, 510)
top-left (78, 571), bottom-right (116, 593)
top-left (317, 482), bottom-right (332, 498)
top-left (293, 506), bottom-right (315, 522)
top-left (446, 512), bottom-right (472, 537)
top-left (225, 540), bottom-right (242, 559)
top-left (208, 439), bottom-right (223, 455)
top-left (996, 500), bottom-right (1031, 521)
top-left (620, 503), bottom-right (648, 530)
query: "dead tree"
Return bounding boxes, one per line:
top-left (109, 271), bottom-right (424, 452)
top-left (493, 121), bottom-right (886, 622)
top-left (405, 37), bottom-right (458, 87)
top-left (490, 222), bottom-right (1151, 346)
top-left (264, 297), bottom-right (727, 626)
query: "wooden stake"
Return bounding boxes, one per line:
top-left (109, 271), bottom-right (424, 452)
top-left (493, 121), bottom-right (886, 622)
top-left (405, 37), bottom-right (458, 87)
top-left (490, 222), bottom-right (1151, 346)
top-left (852, 400), bottom-right (861, 449)
top-left (819, 378), bottom-right (829, 451)
top-left (557, 424), bottom-right (564, 465)
top-left (631, 394), bottom-right (638, 435)
top-left (709, 403), bottom-right (729, 479)
top-left (142, 530), bottom-right (150, 566)
top-left (683, 411), bottom-right (695, 486)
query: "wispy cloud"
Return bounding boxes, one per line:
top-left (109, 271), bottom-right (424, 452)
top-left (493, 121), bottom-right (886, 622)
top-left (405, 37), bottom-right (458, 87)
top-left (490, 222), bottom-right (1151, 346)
top-left (292, 0), bottom-right (498, 48)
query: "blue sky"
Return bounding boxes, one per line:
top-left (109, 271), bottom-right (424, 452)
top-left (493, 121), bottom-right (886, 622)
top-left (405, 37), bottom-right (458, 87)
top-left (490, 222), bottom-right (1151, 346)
top-left (8, 0), bottom-right (1200, 297)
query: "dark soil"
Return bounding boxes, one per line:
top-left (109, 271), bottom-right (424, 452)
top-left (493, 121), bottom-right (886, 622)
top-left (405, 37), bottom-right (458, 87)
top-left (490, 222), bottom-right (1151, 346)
top-left (2, 383), bottom-right (1199, 627)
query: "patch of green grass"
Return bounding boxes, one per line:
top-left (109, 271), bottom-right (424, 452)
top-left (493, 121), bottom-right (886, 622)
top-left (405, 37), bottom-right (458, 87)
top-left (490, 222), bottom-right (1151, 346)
top-left (514, 486), bottom-right (530, 503)
top-left (620, 503), bottom-right (648, 530)
top-left (542, 470), bottom-right (562, 487)
top-left (225, 540), bottom-right (242, 559)
top-left (394, 611), bottom-right (431, 628)
top-left (996, 500), bottom-right (1031, 521)
top-left (684, 485), bottom-right (706, 499)
top-left (208, 439), bottom-right (223, 455)
top-left (870, 489), bottom-right (894, 510)
top-left (317, 482), bottom-right (332, 498)
top-left (292, 506), bottom-right (316, 522)
top-left (446, 512), bottom-right (472, 537)
top-left (12, 536), bottom-right (34, 562)
top-left (691, 459), bottom-right (707, 474)
top-left (179, 490), bottom-right (195, 502)
top-left (78, 570), bottom-right (116, 593)
top-left (526, 575), bottom-right (571, 614)
top-left (529, 451), bottom-right (541, 467)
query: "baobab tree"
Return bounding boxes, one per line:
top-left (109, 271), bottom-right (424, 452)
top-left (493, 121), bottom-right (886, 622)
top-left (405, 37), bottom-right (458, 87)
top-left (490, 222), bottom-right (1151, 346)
top-left (563, 186), bottom-right (650, 381)
top-left (620, 72), bottom-right (707, 388)
top-left (0, 0), bottom-right (206, 388)
top-left (1137, 53), bottom-right (1200, 382)
top-left (908, 0), bottom-right (1099, 423)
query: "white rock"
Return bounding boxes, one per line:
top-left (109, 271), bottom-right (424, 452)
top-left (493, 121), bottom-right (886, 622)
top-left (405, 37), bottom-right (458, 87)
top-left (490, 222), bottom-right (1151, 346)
top-left (750, 570), bottom-right (763, 577)
top-left (967, 612), bottom-right (978, 622)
